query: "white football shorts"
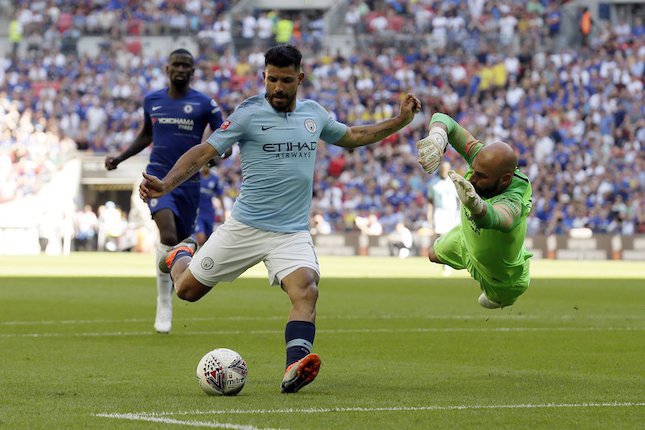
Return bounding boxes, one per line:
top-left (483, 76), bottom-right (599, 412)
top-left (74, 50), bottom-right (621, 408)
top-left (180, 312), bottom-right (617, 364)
top-left (434, 209), bottom-right (460, 235)
top-left (189, 216), bottom-right (320, 287)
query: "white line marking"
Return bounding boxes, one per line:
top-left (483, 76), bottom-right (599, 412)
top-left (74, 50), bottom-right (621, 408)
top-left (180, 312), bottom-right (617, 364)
top-left (95, 413), bottom-right (281, 430)
top-left (101, 402), bottom-right (644, 419)
top-left (3, 313), bottom-right (643, 326)
top-left (4, 326), bottom-right (642, 338)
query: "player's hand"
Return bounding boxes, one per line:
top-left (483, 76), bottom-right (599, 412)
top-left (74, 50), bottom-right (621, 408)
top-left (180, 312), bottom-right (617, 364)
top-left (448, 170), bottom-right (485, 216)
top-left (416, 127), bottom-right (448, 174)
top-left (139, 172), bottom-right (166, 202)
top-left (399, 93), bottom-right (422, 124)
top-left (105, 155), bottom-right (120, 171)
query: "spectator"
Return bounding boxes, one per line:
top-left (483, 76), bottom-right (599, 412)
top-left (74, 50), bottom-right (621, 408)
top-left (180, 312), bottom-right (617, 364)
top-left (580, 7), bottom-right (592, 47)
top-left (74, 204), bottom-right (99, 251)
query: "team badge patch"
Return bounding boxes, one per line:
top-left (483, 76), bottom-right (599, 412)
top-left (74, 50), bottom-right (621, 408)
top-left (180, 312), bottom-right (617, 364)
top-left (201, 257), bottom-right (214, 270)
top-left (149, 198), bottom-right (158, 208)
top-left (220, 120), bottom-right (231, 130)
top-left (183, 104), bottom-right (193, 114)
top-left (304, 119), bottom-right (316, 133)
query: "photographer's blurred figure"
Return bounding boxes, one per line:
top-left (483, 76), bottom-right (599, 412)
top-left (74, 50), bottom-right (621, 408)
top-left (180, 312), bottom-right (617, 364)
top-left (388, 222), bottom-right (413, 259)
top-left (355, 212), bottom-right (383, 236)
top-left (310, 212), bottom-right (331, 236)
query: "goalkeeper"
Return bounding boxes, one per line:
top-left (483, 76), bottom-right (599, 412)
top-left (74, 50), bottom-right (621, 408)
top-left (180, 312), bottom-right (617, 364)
top-left (416, 113), bottom-right (533, 308)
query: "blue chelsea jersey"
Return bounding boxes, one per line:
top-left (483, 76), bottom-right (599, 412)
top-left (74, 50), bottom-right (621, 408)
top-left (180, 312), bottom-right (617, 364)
top-left (206, 95), bottom-right (348, 232)
top-left (144, 88), bottom-right (223, 180)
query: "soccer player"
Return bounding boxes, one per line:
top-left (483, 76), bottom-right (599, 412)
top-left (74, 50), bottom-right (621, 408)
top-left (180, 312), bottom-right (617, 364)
top-left (139, 44), bottom-right (421, 393)
top-left (194, 165), bottom-right (226, 246)
top-left (426, 161), bottom-right (461, 275)
top-left (417, 112), bottom-right (533, 308)
top-left (105, 49), bottom-right (224, 333)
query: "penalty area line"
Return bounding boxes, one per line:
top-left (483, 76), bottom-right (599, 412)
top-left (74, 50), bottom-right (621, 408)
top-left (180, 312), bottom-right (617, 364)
top-left (130, 401), bottom-right (645, 417)
top-left (94, 412), bottom-right (282, 430)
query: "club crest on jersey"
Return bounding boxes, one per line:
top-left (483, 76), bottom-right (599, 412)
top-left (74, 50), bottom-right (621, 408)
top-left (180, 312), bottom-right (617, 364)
top-left (183, 104), bottom-right (193, 114)
top-left (220, 120), bottom-right (231, 130)
top-left (201, 257), bottom-right (214, 270)
top-left (149, 198), bottom-right (158, 208)
top-left (304, 119), bottom-right (316, 133)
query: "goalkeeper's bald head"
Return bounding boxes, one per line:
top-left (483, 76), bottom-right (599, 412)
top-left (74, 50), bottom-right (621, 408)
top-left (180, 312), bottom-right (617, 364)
top-left (471, 141), bottom-right (518, 198)
top-left (484, 141), bottom-right (518, 175)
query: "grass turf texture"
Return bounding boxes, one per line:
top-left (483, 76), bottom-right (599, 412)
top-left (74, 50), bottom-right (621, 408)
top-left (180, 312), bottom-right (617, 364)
top-left (0, 254), bottom-right (643, 429)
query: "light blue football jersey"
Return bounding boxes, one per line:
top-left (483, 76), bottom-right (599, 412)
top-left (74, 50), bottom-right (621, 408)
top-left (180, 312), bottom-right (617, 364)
top-left (206, 95), bottom-right (348, 232)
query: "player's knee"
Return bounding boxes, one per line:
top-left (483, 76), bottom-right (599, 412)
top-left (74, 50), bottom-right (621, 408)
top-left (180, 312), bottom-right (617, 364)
top-left (289, 281), bottom-right (318, 303)
top-left (175, 283), bottom-right (198, 302)
top-left (303, 283), bottom-right (319, 304)
top-left (427, 246), bottom-right (441, 263)
top-left (175, 275), bottom-right (209, 302)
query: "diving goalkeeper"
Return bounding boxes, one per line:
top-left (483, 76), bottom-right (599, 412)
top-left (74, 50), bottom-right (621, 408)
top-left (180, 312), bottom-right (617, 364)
top-left (416, 113), bottom-right (533, 308)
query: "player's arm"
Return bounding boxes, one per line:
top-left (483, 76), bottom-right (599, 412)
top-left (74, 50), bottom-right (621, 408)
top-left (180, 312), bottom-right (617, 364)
top-left (105, 115), bottom-right (153, 170)
top-left (448, 170), bottom-right (522, 232)
top-left (416, 113), bottom-right (483, 174)
top-left (139, 142), bottom-right (219, 201)
top-left (334, 94), bottom-right (420, 148)
top-left (484, 198), bottom-right (524, 232)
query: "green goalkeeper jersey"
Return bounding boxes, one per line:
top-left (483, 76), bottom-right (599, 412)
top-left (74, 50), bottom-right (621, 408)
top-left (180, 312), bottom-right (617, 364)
top-left (431, 113), bottom-right (533, 285)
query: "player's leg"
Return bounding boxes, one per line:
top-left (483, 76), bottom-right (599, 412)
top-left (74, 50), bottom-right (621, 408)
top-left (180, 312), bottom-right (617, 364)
top-left (265, 232), bottom-right (321, 393)
top-left (279, 268), bottom-right (321, 394)
top-left (194, 215), bottom-right (214, 246)
top-left (478, 256), bottom-right (531, 309)
top-left (171, 262), bottom-right (211, 302)
top-left (151, 208), bottom-right (180, 333)
top-left (169, 216), bottom-right (267, 302)
top-left (194, 219), bottom-right (207, 246)
top-left (429, 226), bottom-right (466, 270)
top-left (145, 182), bottom-right (199, 332)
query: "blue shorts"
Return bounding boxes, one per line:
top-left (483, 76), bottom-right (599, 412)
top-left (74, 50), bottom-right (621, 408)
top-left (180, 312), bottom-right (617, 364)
top-left (194, 214), bottom-right (215, 237)
top-left (148, 183), bottom-right (199, 240)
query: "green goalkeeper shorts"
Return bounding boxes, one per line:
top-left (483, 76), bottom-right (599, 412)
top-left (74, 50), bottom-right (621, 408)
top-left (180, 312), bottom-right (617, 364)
top-left (434, 227), bottom-right (530, 306)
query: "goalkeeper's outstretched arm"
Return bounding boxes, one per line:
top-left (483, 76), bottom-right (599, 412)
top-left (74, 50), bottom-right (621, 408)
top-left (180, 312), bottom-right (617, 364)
top-left (428, 113), bottom-right (483, 165)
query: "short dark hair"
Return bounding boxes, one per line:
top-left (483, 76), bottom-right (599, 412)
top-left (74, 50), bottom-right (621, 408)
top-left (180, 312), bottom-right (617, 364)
top-left (168, 48), bottom-right (194, 61)
top-left (264, 44), bottom-right (302, 69)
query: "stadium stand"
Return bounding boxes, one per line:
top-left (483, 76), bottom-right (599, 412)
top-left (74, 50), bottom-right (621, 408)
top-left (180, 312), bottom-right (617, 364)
top-left (0, 0), bottom-right (643, 256)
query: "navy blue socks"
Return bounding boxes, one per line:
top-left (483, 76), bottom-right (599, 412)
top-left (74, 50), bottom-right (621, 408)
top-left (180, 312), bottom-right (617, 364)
top-left (285, 320), bottom-right (315, 367)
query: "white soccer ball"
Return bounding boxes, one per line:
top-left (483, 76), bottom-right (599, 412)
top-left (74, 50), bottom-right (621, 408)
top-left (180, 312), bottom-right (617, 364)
top-left (196, 348), bottom-right (248, 396)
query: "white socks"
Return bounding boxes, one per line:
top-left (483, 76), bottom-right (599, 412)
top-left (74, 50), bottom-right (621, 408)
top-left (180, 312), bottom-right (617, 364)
top-left (155, 244), bottom-right (173, 333)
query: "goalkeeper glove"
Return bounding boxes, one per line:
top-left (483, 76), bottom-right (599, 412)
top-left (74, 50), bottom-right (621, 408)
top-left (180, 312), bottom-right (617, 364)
top-left (416, 126), bottom-right (448, 174)
top-left (448, 170), bottom-right (485, 216)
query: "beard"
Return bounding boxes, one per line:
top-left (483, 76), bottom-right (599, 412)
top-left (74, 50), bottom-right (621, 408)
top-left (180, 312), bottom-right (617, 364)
top-left (473, 180), bottom-right (500, 199)
top-left (268, 91), bottom-right (295, 112)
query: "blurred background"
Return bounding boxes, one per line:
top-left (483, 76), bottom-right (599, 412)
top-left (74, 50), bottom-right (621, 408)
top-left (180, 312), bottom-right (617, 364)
top-left (0, 0), bottom-right (642, 260)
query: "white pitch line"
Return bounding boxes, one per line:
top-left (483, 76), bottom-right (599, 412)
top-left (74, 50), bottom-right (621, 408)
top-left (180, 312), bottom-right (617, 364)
top-left (1, 326), bottom-right (644, 338)
top-left (3, 313), bottom-right (644, 326)
top-left (103, 402), bottom-right (645, 419)
top-left (95, 413), bottom-right (282, 430)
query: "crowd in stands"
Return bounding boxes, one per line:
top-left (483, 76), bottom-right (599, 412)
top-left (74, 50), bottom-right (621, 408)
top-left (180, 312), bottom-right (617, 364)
top-left (1, 0), bottom-right (644, 239)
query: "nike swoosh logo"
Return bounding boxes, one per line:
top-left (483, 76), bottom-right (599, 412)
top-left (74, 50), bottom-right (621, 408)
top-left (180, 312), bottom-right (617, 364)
top-left (152, 106), bottom-right (162, 111)
top-left (261, 125), bottom-right (276, 131)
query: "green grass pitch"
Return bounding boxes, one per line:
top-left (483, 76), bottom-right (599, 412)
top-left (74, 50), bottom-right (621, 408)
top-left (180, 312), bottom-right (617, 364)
top-left (0, 254), bottom-right (643, 429)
